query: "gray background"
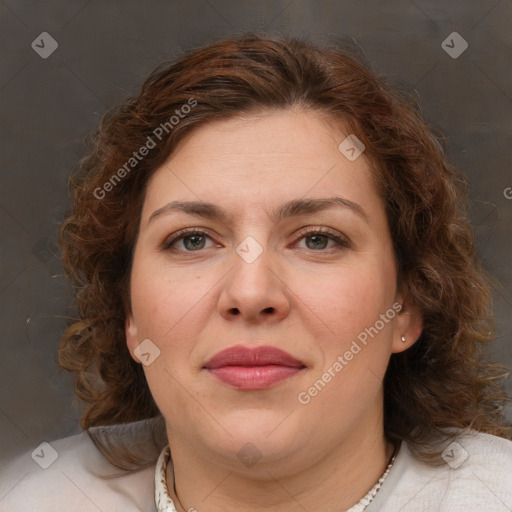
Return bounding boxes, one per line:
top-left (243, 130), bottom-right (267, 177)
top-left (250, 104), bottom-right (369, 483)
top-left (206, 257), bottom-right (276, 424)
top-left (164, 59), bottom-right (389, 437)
top-left (1, 0), bottom-right (511, 464)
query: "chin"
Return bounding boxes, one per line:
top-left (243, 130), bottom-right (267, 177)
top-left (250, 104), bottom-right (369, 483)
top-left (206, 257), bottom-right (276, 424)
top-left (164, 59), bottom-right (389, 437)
top-left (207, 410), bottom-right (305, 457)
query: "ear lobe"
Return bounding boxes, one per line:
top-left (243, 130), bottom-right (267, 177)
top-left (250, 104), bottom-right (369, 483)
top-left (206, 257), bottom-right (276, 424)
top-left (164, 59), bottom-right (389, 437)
top-left (391, 299), bottom-right (423, 354)
top-left (125, 313), bottom-right (140, 362)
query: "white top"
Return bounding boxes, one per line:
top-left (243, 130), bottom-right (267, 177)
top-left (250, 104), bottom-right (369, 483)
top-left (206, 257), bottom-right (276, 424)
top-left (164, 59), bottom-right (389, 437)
top-left (1, 417), bottom-right (512, 511)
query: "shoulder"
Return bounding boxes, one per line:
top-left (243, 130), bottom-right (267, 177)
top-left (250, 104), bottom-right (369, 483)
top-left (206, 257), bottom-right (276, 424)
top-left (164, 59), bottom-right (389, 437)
top-left (0, 418), bottom-right (165, 512)
top-left (368, 431), bottom-right (512, 512)
top-left (442, 431), bottom-right (512, 507)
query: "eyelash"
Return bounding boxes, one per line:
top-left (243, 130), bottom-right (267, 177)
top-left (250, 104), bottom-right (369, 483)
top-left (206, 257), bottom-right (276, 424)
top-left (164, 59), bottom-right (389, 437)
top-left (162, 227), bottom-right (350, 253)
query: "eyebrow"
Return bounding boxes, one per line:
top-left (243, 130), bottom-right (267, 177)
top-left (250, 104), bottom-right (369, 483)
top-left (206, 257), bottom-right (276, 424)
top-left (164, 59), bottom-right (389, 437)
top-left (147, 196), bottom-right (369, 228)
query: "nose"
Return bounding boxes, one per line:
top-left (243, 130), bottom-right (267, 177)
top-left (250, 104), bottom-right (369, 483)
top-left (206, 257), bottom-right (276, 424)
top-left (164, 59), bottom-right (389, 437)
top-left (217, 239), bottom-right (291, 324)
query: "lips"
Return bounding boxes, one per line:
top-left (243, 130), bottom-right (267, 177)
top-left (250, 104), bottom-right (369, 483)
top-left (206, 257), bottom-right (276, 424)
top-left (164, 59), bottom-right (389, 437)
top-left (203, 345), bottom-right (306, 390)
top-left (204, 345), bottom-right (305, 369)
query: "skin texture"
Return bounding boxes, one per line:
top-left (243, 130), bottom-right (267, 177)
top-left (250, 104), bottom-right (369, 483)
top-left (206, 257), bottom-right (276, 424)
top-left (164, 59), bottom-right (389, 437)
top-left (125, 108), bottom-right (423, 512)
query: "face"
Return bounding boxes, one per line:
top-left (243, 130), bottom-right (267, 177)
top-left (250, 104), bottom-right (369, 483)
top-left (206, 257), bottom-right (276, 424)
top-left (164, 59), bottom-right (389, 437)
top-left (125, 108), bottom-right (422, 475)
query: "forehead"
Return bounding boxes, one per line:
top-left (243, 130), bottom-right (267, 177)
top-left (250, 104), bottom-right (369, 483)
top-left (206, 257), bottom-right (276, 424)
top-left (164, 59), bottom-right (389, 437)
top-left (169, 108), bottom-right (350, 166)
top-left (141, 109), bottom-right (384, 226)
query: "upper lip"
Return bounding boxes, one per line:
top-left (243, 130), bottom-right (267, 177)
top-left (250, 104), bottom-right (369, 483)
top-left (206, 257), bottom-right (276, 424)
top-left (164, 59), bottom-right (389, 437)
top-left (203, 345), bottom-right (305, 369)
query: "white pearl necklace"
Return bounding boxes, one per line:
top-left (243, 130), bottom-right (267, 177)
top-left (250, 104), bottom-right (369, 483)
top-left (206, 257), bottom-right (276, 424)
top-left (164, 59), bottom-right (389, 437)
top-left (345, 448), bottom-right (398, 512)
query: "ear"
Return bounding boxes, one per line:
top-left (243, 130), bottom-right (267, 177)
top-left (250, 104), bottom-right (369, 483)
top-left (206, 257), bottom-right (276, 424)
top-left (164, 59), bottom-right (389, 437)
top-left (125, 311), bottom-right (141, 363)
top-left (391, 294), bottom-right (423, 354)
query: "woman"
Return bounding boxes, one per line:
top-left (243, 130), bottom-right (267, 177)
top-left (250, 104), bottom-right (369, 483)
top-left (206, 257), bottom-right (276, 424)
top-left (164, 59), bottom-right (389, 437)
top-left (1, 34), bottom-right (511, 512)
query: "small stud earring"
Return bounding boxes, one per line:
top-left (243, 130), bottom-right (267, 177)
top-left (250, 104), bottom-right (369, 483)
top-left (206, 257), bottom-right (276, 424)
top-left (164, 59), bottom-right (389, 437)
top-left (401, 336), bottom-right (406, 342)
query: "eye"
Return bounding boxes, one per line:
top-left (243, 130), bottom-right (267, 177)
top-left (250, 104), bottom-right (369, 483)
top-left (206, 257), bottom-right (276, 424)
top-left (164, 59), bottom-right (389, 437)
top-left (162, 227), bottom-right (350, 253)
top-left (162, 229), bottom-right (218, 252)
top-left (294, 228), bottom-right (350, 251)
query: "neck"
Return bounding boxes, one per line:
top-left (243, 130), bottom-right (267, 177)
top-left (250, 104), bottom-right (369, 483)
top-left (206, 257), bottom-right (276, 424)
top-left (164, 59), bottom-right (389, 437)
top-left (165, 405), bottom-right (394, 512)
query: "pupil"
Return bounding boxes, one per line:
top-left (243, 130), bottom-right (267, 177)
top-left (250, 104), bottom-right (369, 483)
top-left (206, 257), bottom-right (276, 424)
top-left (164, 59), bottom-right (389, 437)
top-left (185, 235), bottom-right (204, 250)
top-left (307, 235), bottom-right (327, 250)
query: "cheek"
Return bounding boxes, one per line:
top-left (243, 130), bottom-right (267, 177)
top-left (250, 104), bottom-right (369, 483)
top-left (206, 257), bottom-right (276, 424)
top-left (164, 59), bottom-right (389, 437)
top-left (296, 270), bottom-right (395, 418)
top-left (295, 259), bottom-right (394, 342)
top-left (130, 255), bottom-right (211, 342)
top-left (130, 261), bottom-right (209, 415)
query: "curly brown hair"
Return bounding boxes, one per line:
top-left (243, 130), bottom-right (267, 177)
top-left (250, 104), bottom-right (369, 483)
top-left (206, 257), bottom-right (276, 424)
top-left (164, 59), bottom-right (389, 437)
top-left (58, 33), bottom-right (511, 472)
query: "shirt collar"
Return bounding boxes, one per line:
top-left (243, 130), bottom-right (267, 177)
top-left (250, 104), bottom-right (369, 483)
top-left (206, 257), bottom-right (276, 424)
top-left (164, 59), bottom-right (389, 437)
top-left (155, 444), bottom-right (177, 512)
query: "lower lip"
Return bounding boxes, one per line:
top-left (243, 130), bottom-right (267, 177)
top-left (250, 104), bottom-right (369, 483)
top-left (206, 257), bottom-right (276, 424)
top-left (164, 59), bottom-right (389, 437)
top-left (206, 365), bottom-right (303, 390)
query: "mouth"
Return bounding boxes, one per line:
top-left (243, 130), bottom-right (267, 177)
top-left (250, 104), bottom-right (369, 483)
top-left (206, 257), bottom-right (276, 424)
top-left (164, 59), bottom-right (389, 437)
top-left (203, 345), bottom-right (306, 390)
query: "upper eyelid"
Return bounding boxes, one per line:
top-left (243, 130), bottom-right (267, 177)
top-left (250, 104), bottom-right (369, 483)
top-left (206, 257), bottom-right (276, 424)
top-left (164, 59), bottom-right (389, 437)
top-left (162, 226), bottom-right (349, 249)
top-left (166, 225), bottom-right (343, 239)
